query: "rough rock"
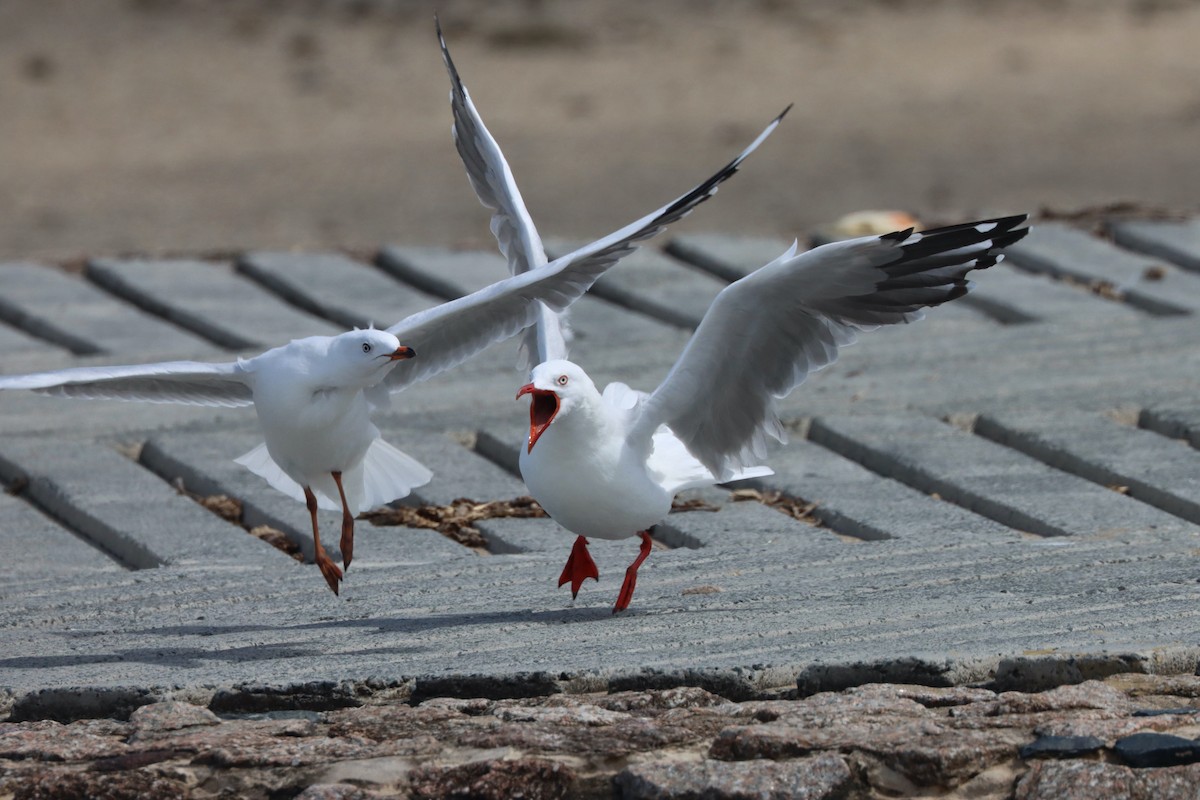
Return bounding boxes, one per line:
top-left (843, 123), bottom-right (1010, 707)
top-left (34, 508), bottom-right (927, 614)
top-left (128, 701), bottom-right (220, 738)
top-left (3, 676), bottom-right (1200, 798)
top-left (1113, 732), bottom-right (1200, 768)
top-left (408, 757), bottom-right (576, 800)
top-left (294, 784), bottom-right (380, 800)
top-left (2, 768), bottom-right (192, 799)
top-left (1018, 735), bottom-right (1105, 760)
top-left (614, 754), bottom-right (853, 800)
top-left (1015, 760), bottom-right (1200, 799)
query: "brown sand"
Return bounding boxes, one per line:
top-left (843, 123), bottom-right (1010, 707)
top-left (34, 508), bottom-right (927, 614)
top-left (2, 0), bottom-right (1198, 262)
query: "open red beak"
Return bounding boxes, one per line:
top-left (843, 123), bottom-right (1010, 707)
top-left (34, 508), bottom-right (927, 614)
top-left (517, 383), bottom-right (560, 453)
top-left (389, 345), bottom-right (416, 361)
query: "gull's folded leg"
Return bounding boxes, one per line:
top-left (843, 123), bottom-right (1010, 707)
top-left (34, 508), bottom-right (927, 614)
top-left (305, 486), bottom-right (343, 595)
top-left (613, 531), bottom-right (653, 614)
top-left (331, 471), bottom-right (354, 570)
top-left (558, 535), bottom-right (599, 599)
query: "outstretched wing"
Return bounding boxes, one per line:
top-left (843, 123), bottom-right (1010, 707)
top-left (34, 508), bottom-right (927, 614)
top-left (0, 360), bottom-right (253, 407)
top-left (438, 17), bottom-right (547, 280)
top-left (383, 104), bottom-right (790, 391)
top-left (627, 215), bottom-right (1030, 479)
top-left (437, 18), bottom-right (566, 367)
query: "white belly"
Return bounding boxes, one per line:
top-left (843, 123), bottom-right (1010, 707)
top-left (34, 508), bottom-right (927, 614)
top-left (257, 387), bottom-right (377, 486)
top-left (520, 421), bottom-right (672, 540)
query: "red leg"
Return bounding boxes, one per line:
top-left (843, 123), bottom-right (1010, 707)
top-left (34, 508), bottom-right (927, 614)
top-left (613, 531), bottom-right (654, 614)
top-left (558, 535), bottom-right (600, 599)
top-left (331, 471), bottom-right (354, 570)
top-left (305, 486), bottom-right (343, 595)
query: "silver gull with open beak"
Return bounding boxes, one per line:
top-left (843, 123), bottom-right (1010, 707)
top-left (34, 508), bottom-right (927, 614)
top-left (441, 21), bottom-right (1030, 610)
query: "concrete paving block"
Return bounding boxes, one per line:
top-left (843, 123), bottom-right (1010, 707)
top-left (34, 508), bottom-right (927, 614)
top-left (87, 258), bottom-right (341, 350)
top-left (770, 314), bottom-right (1200, 420)
top-left (0, 436), bottom-right (287, 570)
top-left (665, 232), bottom-right (796, 282)
top-left (0, 491), bottom-right (125, 585)
top-left (1109, 219), bottom-right (1200, 273)
top-left (377, 427), bottom-right (527, 506)
top-left (808, 414), bottom-right (1192, 539)
top-left (6, 226), bottom-right (1200, 708)
top-left (140, 428), bottom-right (471, 567)
top-left (1006, 223), bottom-right (1200, 315)
top-left (376, 245), bottom-right (495, 302)
top-left (377, 244), bottom-right (690, 361)
top-left (0, 261), bottom-right (218, 357)
top-left (763, 440), bottom-right (1019, 542)
top-left (964, 263), bottom-right (1146, 324)
top-left (475, 516), bottom-right (566, 555)
top-left (975, 409), bottom-right (1200, 525)
top-left (655, 495), bottom-right (837, 551)
top-left (0, 319), bottom-right (56, 356)
top-left (665, 232), bottom-right (992, 327)
top-left (546, 237), bottom-right (727, 329)
top-left (237, 251), bottom-right (441, 331)
top-left (1139, 403), bottom-right (1200, 449)
top-left (474, 417), bottom-right (526, 478)
top-left (2, 530), bottom-right (1199, 698)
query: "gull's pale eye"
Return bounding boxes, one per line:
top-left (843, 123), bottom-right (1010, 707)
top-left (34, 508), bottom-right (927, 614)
top-left (556, 375), bottom-right (568, 386)
top-left (361, 342), bottom-right (372, 353)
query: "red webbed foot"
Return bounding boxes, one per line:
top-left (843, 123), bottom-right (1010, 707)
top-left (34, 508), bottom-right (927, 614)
top-left (315, 550), bottom-right (344, 596)
top-left (558, 535), bottom-right (600, 599)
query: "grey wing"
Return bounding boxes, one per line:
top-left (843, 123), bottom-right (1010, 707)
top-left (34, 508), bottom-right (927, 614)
top-left (437, 19), bottom-right (566, 367)
top-left (627, 215), bottom-right (1030, 479)
top-left (0, 360), bottom-right (254, 407)
top-left (384, 105), bottom-right (791, 391)
top-left (438, 18), bottom-right (547, 279)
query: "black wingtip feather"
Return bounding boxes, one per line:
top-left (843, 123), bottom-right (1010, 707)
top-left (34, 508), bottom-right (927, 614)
top-left (881, 226), bottom-right (915, 242)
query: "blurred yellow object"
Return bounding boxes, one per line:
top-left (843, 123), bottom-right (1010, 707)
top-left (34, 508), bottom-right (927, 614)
top-left (810, 210), bottom-right (922, 246)
top-left (831, 210), bottom-right (921, 237)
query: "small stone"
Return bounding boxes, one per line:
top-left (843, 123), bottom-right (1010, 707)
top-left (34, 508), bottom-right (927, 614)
top-left (1113, 732), bottom-right (1200, 768)
top-left (1019, 735), bottom-right (1105, 760)
top-left (614, 754), bottom-right (853, 800)
top-left (492, 702), bottom-right (629, 726)
top-left (848, 683), bottom-right (997, 709)
top-left (597, 687), bottom-right (729, 713)
top-left (417, 696), bottom-right (493, 715)
top-left (1132, 707), bottom-right (1200, 717)
top-left (129, 701), bottom-right (220, 736)
top-left (408, 757), bottom-right (575, 800)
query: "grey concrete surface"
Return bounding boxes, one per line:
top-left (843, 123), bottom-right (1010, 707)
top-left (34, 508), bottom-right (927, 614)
top-left (1110, 219), bottom-right (1200, 274)
top-left (1006, 222), bottom-right (1200, 315)
top-left (1, 221), bottom-right (1199, 718)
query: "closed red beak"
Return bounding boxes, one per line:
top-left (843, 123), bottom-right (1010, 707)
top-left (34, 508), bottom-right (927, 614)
top-left (390, 345), bottom-right (416, 360)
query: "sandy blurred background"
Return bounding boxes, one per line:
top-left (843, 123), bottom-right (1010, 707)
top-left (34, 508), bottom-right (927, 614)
top-left (1, 0), bottom-right (1198, 262)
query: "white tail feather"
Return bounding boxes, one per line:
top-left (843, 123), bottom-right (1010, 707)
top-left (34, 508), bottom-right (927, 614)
top-left (234, 439), bottom-right (433, 513)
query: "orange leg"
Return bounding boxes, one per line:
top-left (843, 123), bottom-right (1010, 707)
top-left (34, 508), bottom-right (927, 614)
top-left (558, 535), bottom-right (600, 599)
top-left (613, 531), bottom-right (653, 614)
top-left (305, 486), bottom-right (343, 595)
top-left (331, 471), bottom-right (354, 570)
